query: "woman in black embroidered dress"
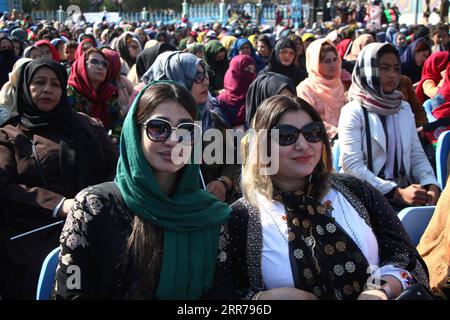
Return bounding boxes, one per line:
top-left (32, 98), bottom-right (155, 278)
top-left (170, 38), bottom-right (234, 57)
top-left (212, 95), bottom-right (429, 300)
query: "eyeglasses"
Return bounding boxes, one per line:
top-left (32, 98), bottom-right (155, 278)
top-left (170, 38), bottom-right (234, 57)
top-left (193, 71), bottom-right (209, 84)
top-left (272, 122), bottom-right (324, 146)
top-left (87, 58), bottom-right (109, 69)
top-left (142, 118), bottom-right (201, 144)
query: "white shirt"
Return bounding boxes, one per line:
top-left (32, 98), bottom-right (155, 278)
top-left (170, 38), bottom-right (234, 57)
top-left (257, 188), bottom-right (411, 290)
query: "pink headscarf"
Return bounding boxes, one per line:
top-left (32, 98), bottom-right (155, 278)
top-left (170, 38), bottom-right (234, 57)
top-left (296, 39), bottom-right (346, 127)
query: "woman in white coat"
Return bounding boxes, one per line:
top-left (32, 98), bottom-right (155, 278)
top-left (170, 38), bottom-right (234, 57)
top-left (338, 43), bottom-right (440, 208)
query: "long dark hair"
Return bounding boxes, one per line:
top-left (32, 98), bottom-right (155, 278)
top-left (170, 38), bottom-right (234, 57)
top-left (121, 82), bottom-right (198, 299)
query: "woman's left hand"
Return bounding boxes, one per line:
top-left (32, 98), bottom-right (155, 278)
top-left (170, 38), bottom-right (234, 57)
top-left (426, 184), bottom-right (441, 206)
top-left (357, 289), bottom-right (388, 300)
top-left (207, 180), bottom-right (227, 201)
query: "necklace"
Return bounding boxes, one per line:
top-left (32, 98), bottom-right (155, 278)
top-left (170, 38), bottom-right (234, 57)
top-left (336, 193), bottom-right (362, 250)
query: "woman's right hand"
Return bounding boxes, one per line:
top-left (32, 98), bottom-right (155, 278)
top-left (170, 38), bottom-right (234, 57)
top-left (256, 287), bottom-right (319, 300)
top-left (57, 199), bottom-right (75, 218)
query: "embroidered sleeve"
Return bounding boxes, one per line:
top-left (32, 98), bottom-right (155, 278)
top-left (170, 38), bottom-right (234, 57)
top-left (53, 187), bottom-right (106, 299)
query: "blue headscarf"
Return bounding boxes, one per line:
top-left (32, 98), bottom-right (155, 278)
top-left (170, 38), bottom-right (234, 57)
top-left (401, 37), bottom-right (430, 83)
top-left (228, 38), bottom-right (265, 72)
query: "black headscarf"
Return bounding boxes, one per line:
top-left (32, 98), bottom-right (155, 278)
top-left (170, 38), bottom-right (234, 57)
top-left (118, 32), bottom-right (137, 68)
top-left (136, 43), bottom-right (176, 79)
top-left (245, 71), bottom-right (296, 125)
top-left (0, 37), bottom-right (18, 88)
top-left (17, 58), bottom-right (111, 196)
top-left (265, 37), bottom-right (307, 86)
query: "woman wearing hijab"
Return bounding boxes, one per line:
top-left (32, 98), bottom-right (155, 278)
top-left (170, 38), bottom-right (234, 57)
top-left (101, 47), bottom-right (135, 118)
top-left (0, 59), bottom-right (117, 299)
top-left (297, 39), bottom-right (347, 140)
top-left (264, 37), bottom-right (307, 87)
top-left (22, 45), bottom-right (43, 59)
top-left (0, 37), bottom-right (18, 88)
top-left (53, 81), bottom-right (230, 299)
top-left (10, 36), bottom-right (24, 57)
top-left (216, 55), bottom-right (257, 128)
top-left (0, 58), bottom-right (31, 125)
top-left (228, 38), bottom-right (265, 72)
top-left (343, 33), bottom-right (375, 73)
top-left (68, 48), bottom-right (121, 138)
top-left (401, 37), bottom-right (431, 84)
top-left (394, 32), bottom-right (408, 56)
top-left (142, 51), bottom-right (240, 203)
top-left (34, 39), bottom-right (60, 61)
top-left (204, 39), bottom-right (229, 95)
top-left (245, 71), bottom-right (296, 125)
top-left (415, 51), bottom-right (450, 104)
top-left (115, 32), bottom-right (142, 73)
top-left (338, 43), bottom-right (440, 209)
top-left (74, 38), bottom-right (95, 61)
top-left (127, 42), bottom-right (176, 86)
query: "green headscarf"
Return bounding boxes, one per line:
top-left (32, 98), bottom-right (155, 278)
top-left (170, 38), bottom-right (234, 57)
top-left (114, 81), bottom-right (231, 299)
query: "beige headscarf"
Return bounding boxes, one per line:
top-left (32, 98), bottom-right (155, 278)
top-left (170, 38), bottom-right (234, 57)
top-left (0, 58), bottom-right (33, 115)
top-left (344, 34), bottom-right (375, 61)
top-left (296, 39), bottom-right (346, 127)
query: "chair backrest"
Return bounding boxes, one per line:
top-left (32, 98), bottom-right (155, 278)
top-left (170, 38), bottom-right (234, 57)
top-left (436, 130), bottom-right (450, 189)
top-left (332, 140), bottom-right (341, 172)
top-left (36, 247), bottom-right (60, 300)
top-left (398, 206), bottom-right (435, 246)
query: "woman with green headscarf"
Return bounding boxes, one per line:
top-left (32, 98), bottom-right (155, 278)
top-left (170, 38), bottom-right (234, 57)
top-left (53, 81), bottom-right (231, 300)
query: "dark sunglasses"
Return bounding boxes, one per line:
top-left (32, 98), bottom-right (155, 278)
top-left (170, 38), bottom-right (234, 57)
top-left (193, 71), bottom-right (209, 84)
top-left (87, 58), bottom-right (109, 69)
top-left (272, 121), bottom-right (324, 146)
top-left (143, 118), bottom-right (201, 144)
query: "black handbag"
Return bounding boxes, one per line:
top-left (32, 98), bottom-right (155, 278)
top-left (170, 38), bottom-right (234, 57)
top-left (395, 284), bottom-right (435, 300)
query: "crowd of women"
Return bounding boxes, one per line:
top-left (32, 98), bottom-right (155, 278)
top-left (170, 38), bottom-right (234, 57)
top-left (0, 11), bottom-right (449, 300)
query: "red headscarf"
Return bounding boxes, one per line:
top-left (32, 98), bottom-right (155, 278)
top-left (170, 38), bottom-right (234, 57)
top-left (416, 51), bottom-right (450, 103)
top-left (34, 39), bottom-right (60, 62)
top-left (437, 64), bottom-right (450, 102)
top-left (75, 38), bottom-right (96, 61)
top-left (68, 52), bottom-right (117, 128)
top-left (101, 48), bottom-right (121, 83)
top-left (336, 38), bottom-right (352, 59)
top-left (217, 54), bottom-right (256, 126)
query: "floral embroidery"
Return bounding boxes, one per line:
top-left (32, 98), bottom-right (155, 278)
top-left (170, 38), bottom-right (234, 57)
top-left (324, 244), bottom-right (335, 255)
top-left (288, 232), bottom-right (296, 241)
top-left (326, 223), bottom-right (336, 233)
top-left (86, 195), bottom-right (103, 215)
top-left (334, 264), bottom-right (344, 276)
top-left (307, 205), bottom-right (315, 215)
top-left (316, 225), bottom-right (325, 235)
top-left (60, 253), bottom-right (72, 266)
top-left (66, 234), bottom-right (81, 250)
top-left (218, 251), bottom-right (227, 263)
top-left (302, 219), bottom-right (311, 229)
top-left (336, 241), bottom-right (346, 252)
top-left (343, 284), bottom-right (353, 295)
top-left (292, 217), bottom-right (300, 226)
top-left (303, 268), bottom-right (313, 279)
top-left (294, 248), bottom-right (304, 259)
top-left (345, 262), bottom-right (356, 273)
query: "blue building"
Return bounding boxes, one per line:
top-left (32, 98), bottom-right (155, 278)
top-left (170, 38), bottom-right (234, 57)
top-left (0, 0), bottom-right (22, 13)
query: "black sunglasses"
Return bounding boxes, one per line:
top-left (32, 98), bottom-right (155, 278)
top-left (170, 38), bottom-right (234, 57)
top-left (87, 58), bottom-right (109, 69)
top-left (272, 121), bottom-right (324, 146)
top-left (143, 118), bottom-right (201, 144)
top-left (193, 71), bottom-right (209, 84)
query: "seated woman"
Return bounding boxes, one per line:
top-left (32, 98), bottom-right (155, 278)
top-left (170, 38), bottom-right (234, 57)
top-left (204, 40), bottom-right (229, 95)
top-left (343, 33), bottom-right (374, 74)
top-left (68, 48), bottom-right (122, 138)
top-left (417, 177), bottom-right (450, 299)
top-left (53, 81), bottom-right (231, 299)
top-left (212, 95), bottom-right (429, 300)
top-left (264, 37), bottom-right (307, 87)
top-left (216, 54), bottom-right (256, 129)
top-left (0, 59), bottom-right (117, 299)
top-left (142, 51), bottom-right (240, 203)
top-left (415, 51), bottom-right (449, 104)
top-left (228, 38), bottom-right (265, 72)
top-left (339, 43), bottom-right (440, 208)
top-left (400, 38), bottom-right (431, 85)
top-left (22, 45), bottom-right (43, 60)
top-left (297, 39), bottom-right (347, 140)
top-left (245, 71), bottom-right (296, 126)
